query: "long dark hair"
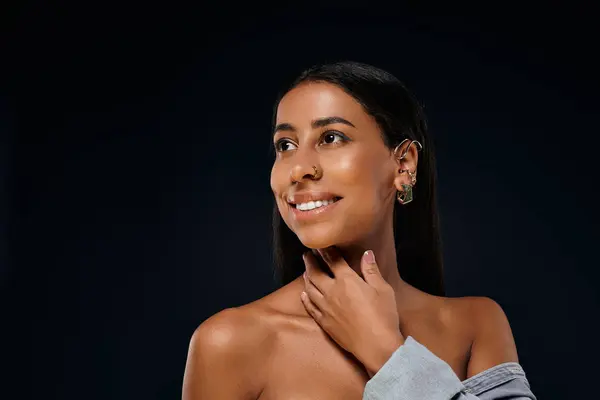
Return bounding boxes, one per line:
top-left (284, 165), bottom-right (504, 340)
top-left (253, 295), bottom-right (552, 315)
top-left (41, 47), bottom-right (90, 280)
top-left (270, 61), bottom-right (445, 296)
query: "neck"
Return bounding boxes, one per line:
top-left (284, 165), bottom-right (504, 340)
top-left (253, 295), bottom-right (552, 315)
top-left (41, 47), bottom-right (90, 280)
top-left (335, 217), bottom-right (412, 304)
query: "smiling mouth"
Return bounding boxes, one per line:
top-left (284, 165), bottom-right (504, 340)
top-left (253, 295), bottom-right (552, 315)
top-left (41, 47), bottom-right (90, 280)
top-left (290, 197), bottom-right (343, 211)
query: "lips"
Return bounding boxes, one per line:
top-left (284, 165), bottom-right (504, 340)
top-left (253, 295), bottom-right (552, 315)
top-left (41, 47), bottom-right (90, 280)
top-left (288, 196), bottom-right (343, 221)
top-left (287, 191), bottom-right (343, 205)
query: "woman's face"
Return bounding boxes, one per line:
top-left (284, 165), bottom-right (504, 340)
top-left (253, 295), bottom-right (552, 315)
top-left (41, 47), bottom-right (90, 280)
top-left (270, 82), bottom-right (400, 249)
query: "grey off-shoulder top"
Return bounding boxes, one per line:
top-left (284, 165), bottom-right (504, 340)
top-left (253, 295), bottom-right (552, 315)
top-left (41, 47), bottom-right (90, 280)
top-left (363, 336), bottom-right (536, 400)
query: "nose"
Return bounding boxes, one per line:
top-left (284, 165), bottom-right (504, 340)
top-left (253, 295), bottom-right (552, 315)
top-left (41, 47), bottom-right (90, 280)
top-left (290, 164), bottom-right (321, 183)
top-left (290, 153), bottom-right (321, 183)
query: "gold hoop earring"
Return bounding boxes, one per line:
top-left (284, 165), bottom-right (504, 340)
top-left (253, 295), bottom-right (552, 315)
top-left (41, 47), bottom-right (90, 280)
top-left (406, 170), bottom-right (417, 185)
top-left (312, 165), bottom-right (322, 179)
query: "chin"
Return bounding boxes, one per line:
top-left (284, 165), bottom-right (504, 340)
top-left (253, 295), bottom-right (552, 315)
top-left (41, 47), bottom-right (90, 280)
top-left (294, 225), bottom-right (350, 249)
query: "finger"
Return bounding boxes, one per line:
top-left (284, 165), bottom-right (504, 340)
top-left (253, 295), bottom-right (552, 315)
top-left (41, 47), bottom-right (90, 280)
top-left (300, 290), bottom-right (323, 321)
top-left (317, 246), bottom-right (353, 278)
top-left (360, 250), bottom-right (385, 287)
top-left (303, 270), bottom-right (326, 309)
top-left (303, 252), bottom-right (333, 294)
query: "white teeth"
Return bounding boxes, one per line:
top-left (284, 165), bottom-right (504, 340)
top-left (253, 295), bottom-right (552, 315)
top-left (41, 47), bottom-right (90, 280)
top-left (296, 198), bottom-right (338, 211)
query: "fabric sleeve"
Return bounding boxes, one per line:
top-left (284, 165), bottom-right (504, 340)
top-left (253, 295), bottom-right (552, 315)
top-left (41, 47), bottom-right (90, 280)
top-left (362, 336), bottom-right (536, 400)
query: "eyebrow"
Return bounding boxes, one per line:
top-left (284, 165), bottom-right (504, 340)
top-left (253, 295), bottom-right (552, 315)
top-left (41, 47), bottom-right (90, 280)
top-left (273, 116), bottom-right (356, 136)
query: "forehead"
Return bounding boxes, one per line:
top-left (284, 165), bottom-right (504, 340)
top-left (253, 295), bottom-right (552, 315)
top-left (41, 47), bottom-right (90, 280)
top-left (276, 82), bottom-right (368, 124)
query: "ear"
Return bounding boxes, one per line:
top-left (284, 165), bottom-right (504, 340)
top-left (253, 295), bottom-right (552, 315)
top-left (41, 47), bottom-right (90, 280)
top-left (392, 140), bottom-right (420, 191)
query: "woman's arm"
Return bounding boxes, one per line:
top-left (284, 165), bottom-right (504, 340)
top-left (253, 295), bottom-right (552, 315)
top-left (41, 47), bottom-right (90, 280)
top-left (362, 336), bottom-right (535, 400)
top-left (182, 307), bottom-right (269, 400)
top-left (362, 298), bottom-right (536, 400)
top-left (466, 297), bottom-right (520, 377)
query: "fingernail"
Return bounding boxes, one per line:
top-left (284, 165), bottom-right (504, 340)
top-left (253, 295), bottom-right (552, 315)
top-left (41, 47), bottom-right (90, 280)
top-left (364, 250), bottom-right (376, 264)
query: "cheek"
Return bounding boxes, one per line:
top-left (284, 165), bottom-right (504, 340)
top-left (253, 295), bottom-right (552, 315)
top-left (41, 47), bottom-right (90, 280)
top-left (270, 162), bottom-right (284, 195)
top-left (331, 152), bottom-right (377, 187)
top-left (270, 162), bottom-right (291, 217)
top-left (330, 153), bottom-right (390, 220)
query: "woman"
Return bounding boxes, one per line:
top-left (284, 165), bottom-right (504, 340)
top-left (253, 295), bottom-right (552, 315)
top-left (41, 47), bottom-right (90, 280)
top-left (182, 61), bottom-right (536, 399)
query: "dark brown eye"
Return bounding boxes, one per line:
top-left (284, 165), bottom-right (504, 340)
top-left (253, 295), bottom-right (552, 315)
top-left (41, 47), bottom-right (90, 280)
top-left (321, 131), bottom-right (349, 145)
top-left (323, 133), bottom-right (337, 144)
top-left (275, 139), bottom-right (298, 152)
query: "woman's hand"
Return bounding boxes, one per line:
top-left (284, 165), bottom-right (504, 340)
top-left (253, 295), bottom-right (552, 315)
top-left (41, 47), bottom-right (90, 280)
top-left (301, 247), bottom-right (405, 377)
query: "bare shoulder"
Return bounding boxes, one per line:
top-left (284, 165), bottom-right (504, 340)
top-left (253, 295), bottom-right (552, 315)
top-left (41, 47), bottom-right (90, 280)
top-left (453, 296), bottom-right (517, 341)
top-left (182, 306), bottom-right (274, 400)
top-left (441, 295), bottom-right (510, 321)
top-left (445, 296), bottom-right (519, 378)
top-left (192, 306), bottom-right (273, 349)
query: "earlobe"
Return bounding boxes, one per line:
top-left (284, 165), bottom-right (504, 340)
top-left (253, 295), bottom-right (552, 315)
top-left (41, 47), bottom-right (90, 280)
top-left (394, 169), bottom-right (417, 204)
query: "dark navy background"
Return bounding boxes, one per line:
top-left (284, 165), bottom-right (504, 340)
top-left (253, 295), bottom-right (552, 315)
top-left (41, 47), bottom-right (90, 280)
top-left (2, 3), bottom-right (598, 399)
